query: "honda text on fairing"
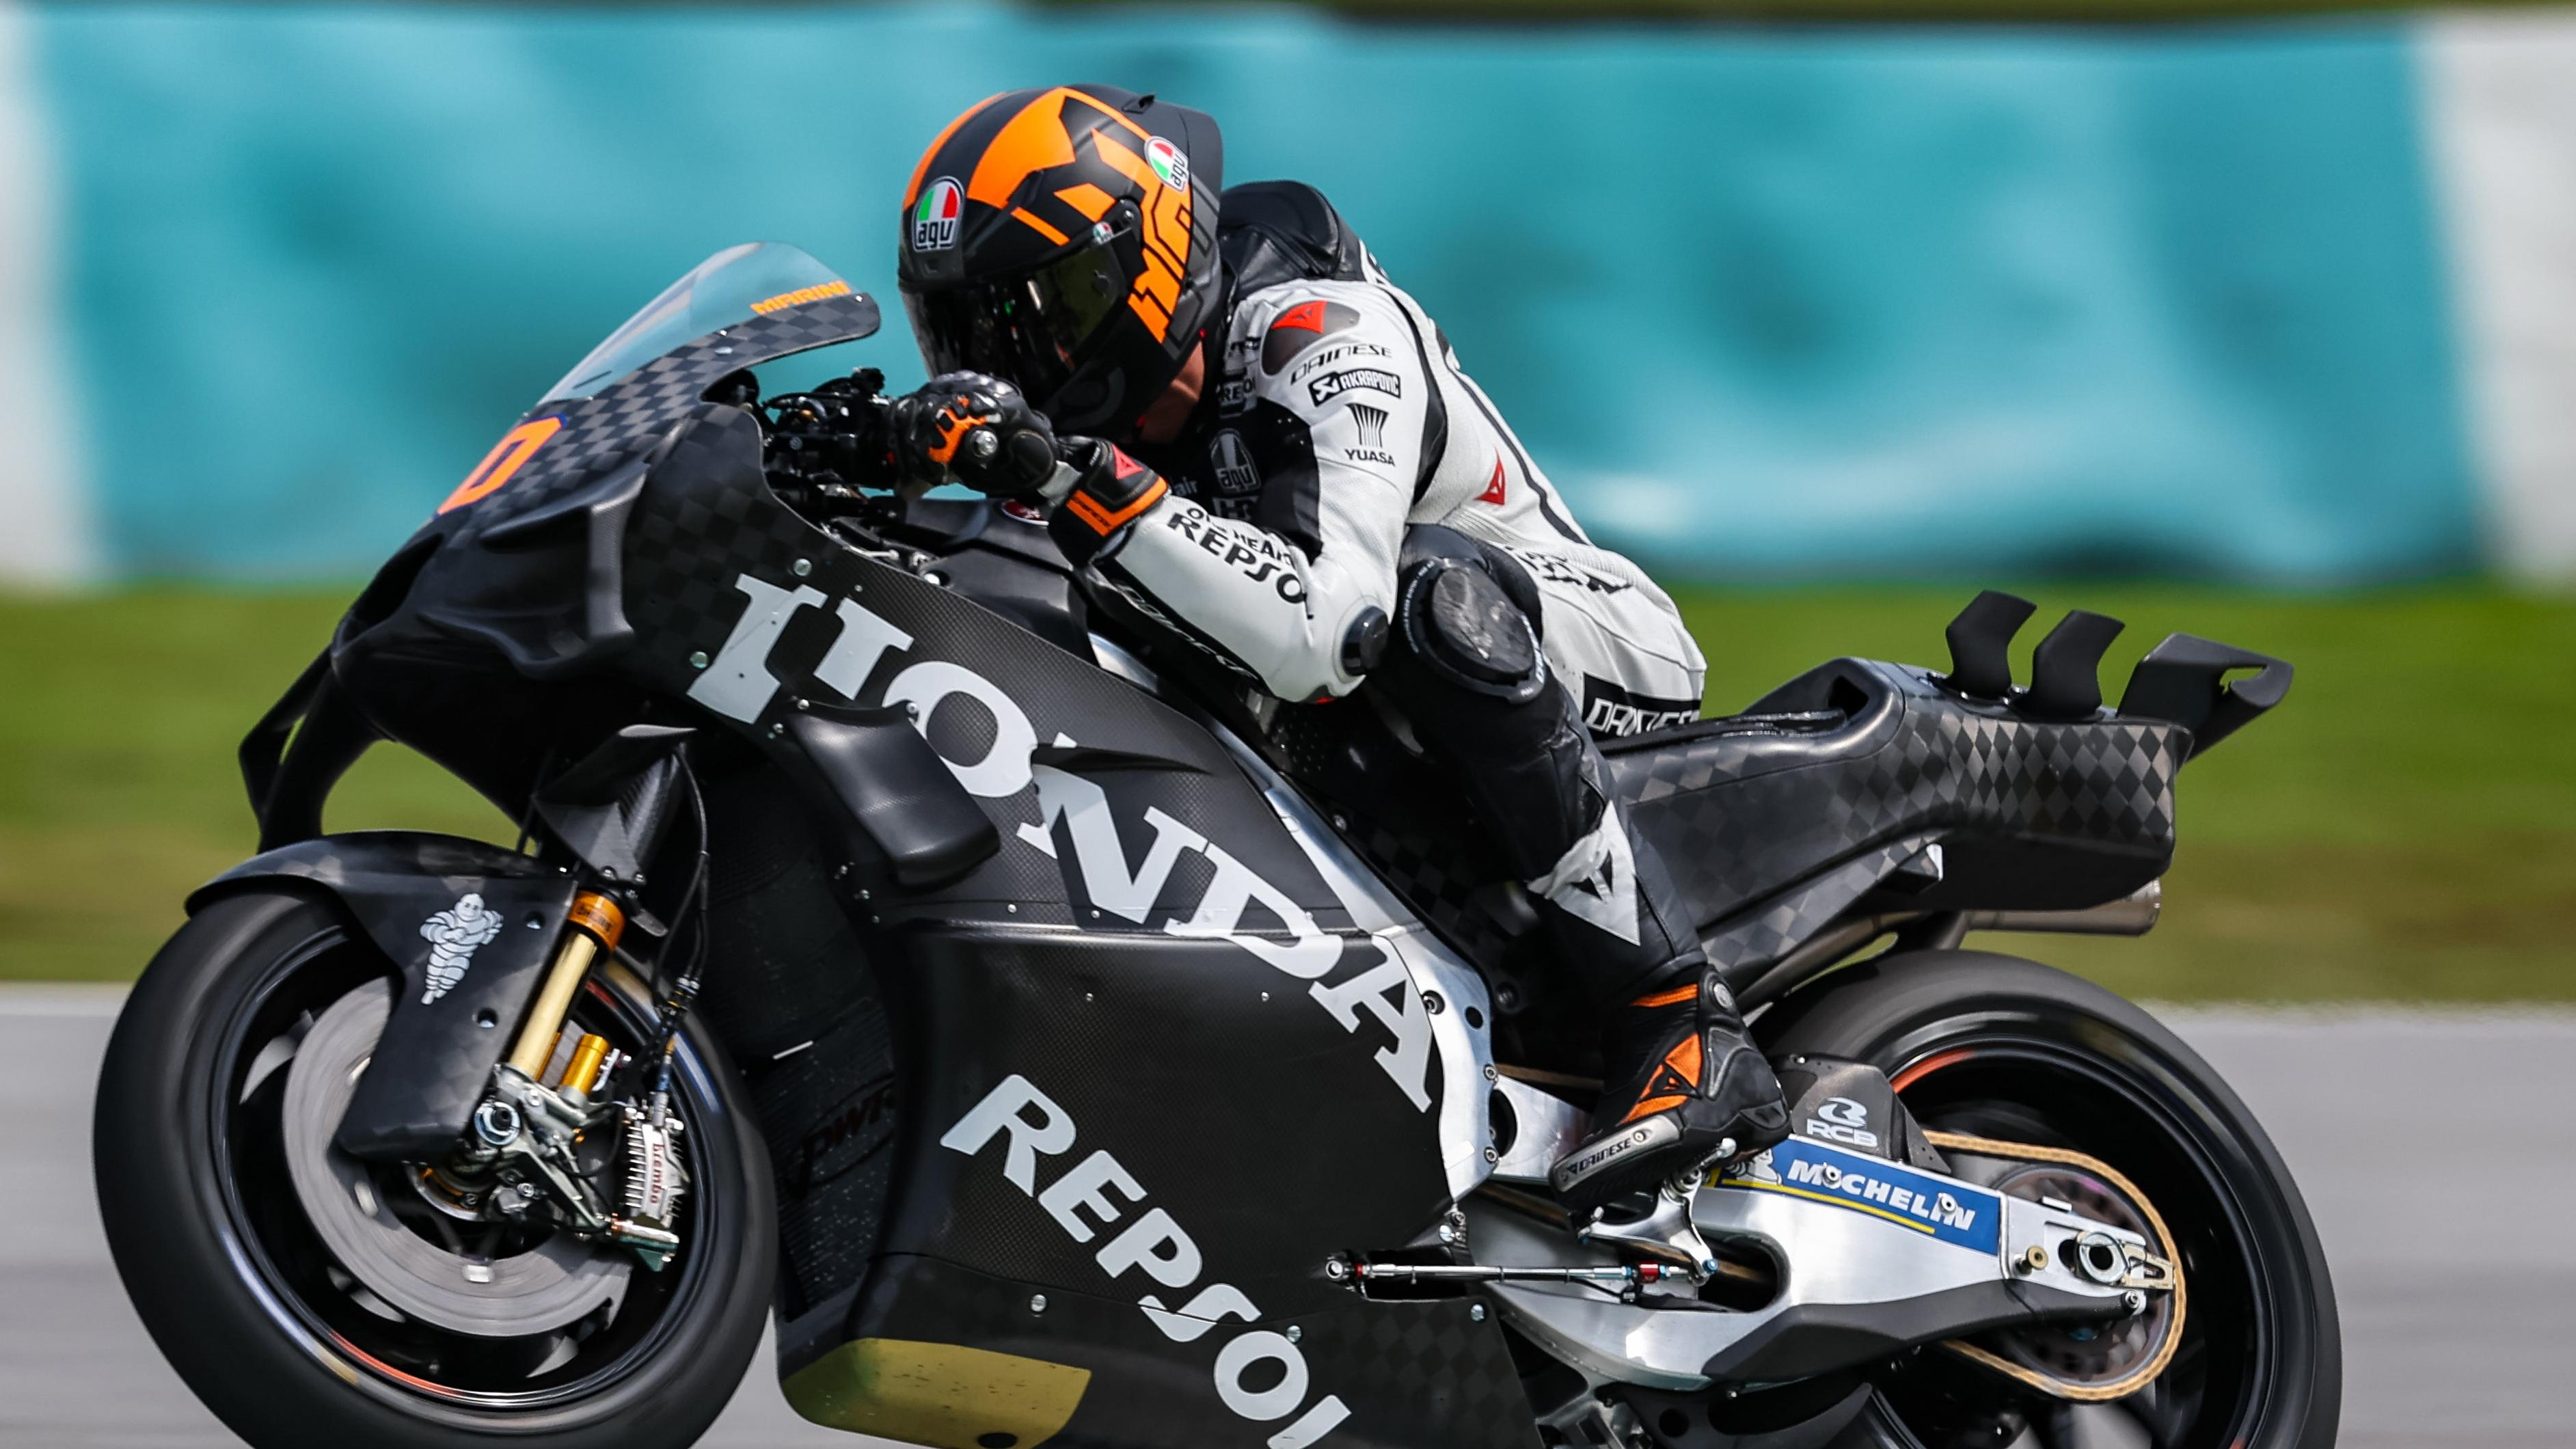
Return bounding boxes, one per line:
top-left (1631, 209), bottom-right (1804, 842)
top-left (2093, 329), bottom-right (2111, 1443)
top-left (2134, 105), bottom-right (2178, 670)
top-left (93, 243), bottom-right (2339, 1449)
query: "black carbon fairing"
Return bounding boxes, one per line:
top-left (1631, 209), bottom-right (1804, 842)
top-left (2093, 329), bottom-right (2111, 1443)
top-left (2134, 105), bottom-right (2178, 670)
top-left (686, 763), bottom-right (899, 1364)
top-left (366, 289), bottom-right (883, 676)
top-left (1264, 703), bottom-right (1533, 967)
top-left (839, 927), bottom-right (1521, 1448)
top-left (592, 364), bottom-right (1512, 1443)
top-left (302, 289), bottom-right (886, 826)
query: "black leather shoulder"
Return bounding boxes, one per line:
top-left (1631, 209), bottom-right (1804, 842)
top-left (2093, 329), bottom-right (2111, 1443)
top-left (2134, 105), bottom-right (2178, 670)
top-left (1219, 180), bottom-right (1368, 294)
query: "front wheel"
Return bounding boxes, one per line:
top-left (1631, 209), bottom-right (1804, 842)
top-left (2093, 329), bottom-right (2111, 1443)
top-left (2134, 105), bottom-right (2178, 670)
top-left (94, 886), bottom-right (776, 1448)
top-left (1762, 949), bottom-right (2340, 1449)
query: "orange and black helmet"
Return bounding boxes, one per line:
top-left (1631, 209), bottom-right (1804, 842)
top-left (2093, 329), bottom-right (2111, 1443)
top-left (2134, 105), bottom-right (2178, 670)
top-left (897, 85), bottom-right (1224, 437)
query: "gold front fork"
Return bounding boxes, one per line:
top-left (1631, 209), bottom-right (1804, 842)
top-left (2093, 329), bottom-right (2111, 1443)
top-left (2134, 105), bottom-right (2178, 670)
top-left (561, 1031), bottom-right (613, 1097)
top-left (505, 891), bottom-right (625, 1080)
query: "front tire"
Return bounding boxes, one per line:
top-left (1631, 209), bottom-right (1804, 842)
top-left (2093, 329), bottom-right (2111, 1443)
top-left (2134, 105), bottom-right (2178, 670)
top-left (94, 887), bottom-right (776, 1448)
top-left (1762, 949), bottom-right (2340, 1449)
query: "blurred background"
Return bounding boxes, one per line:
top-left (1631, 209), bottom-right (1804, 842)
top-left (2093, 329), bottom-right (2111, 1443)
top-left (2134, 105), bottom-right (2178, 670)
top-left (0, 0), bottom-right (2569, 1003)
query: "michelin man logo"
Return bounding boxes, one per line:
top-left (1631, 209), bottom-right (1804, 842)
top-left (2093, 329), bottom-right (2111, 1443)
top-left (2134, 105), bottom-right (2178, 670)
top-left (419, 893), bottom-right (504, 1005)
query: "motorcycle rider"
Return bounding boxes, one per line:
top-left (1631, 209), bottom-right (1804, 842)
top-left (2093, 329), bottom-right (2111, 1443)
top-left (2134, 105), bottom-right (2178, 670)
top-left (884, 84), bottom-right (1787, 1208)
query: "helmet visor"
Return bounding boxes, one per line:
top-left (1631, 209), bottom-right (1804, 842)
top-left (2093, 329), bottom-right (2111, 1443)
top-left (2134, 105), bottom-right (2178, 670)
top-left (903, 219), bottom-right (1134, 407)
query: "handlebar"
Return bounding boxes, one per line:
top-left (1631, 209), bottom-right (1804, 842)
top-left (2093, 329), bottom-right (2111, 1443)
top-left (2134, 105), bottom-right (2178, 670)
top-left (727, 366), bottom-right (902, 498)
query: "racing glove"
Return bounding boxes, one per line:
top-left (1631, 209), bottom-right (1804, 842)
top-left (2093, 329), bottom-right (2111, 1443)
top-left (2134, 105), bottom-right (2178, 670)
top-left (1044, 437), bottom-right (1169, 567)
top-left (886, 371), bottom-right (1061, 497)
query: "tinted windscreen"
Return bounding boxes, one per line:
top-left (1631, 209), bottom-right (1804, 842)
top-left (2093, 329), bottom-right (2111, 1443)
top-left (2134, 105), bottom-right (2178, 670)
top-left (541, 243), bottom-right (854, 403)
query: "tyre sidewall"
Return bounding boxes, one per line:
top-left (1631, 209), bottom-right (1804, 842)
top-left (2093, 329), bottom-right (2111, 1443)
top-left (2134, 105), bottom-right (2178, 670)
top-left (94, 887), bottom-right (776, 1449)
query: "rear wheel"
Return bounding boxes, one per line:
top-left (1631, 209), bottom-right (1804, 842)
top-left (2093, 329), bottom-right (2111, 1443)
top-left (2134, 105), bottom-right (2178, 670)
top-left (94, 887), bottom-right (776, 1448)
top-left (1761, 949), bottom-right (2339, 1449)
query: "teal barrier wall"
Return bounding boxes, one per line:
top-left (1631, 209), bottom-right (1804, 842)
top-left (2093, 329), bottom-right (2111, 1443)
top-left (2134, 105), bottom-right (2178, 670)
top-left (35, 3), bottom-right (2475, 582)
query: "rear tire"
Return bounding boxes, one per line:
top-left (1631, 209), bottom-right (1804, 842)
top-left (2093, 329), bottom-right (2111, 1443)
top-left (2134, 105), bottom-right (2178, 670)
top-left (1761, 949), bottom-right (2339, 1449)
top-left (94, 887), bottom-right (776, 1448)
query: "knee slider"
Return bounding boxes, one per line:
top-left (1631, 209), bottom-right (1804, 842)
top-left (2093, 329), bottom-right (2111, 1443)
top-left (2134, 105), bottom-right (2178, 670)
top-left (1395, 556), bottom-right (1547, 705)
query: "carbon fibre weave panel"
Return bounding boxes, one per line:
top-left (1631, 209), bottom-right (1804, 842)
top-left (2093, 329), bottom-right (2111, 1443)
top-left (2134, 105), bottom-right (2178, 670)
top-left (1608, 659), bottom-right (2184, 935)
top-left (462, 293), bottom-right (881, 537)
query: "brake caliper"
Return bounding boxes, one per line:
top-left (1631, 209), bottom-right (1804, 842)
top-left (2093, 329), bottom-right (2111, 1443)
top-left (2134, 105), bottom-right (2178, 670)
top-left (614, 1105), bottom-right (688, 1272)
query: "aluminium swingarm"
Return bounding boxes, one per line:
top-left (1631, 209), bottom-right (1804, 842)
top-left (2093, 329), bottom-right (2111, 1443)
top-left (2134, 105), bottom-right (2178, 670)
top-left (1469, 1133), bottom-right (2180, 1393)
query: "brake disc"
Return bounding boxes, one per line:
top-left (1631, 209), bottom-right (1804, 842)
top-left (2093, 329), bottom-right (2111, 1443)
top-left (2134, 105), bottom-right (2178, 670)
top-left (1922, 1130), bottom-right (2186, 1403)
top-left (280, 980), bottom-right (627, 1338)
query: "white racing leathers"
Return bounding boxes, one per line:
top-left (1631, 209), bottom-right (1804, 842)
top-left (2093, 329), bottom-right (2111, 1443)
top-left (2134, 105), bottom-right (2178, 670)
top-left (1087, 260), bottom-right (1707, 734)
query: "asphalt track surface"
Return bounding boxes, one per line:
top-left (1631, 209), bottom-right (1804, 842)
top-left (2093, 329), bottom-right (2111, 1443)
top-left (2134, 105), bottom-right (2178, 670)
top-left (5, 986), bottom-right (2568, 1449)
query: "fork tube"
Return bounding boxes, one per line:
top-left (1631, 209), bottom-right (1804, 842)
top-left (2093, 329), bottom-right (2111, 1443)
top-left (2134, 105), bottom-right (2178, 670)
top-left (506, 892), bottom-right (625, 1079)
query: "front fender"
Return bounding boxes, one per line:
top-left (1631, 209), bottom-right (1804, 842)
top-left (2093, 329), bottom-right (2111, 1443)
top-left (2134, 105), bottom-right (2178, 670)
top-left (192, 831), bottom-right (580, 1159)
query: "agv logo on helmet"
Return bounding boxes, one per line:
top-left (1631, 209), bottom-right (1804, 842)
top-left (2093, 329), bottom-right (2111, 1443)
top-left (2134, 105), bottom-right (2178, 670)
top-left (912, 177), bottom-right (963, 252)
top-left (1145, 135), bottom-right (1190, 192)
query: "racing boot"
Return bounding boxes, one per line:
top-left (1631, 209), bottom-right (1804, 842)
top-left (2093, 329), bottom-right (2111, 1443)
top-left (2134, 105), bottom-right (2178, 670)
top-left (1550, 961), bottom-right (1787, 1213)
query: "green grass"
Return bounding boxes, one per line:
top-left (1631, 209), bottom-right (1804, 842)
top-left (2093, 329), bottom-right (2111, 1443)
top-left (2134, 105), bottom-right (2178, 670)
top-left (0, 589), bottom-right (512, 980)
top-left (3, 584), bottom-right (2571, 999)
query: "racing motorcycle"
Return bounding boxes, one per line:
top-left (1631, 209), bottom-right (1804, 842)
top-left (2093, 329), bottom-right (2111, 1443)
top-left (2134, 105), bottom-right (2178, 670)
top-left (94, 243), bottom-right (2340, 1449)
